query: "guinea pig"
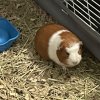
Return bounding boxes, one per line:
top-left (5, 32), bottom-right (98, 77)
top-left (34, 24), bottom-right (82, 68)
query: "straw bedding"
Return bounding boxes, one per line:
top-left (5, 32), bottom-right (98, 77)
top-left (0, 0), bottom-right (100, 100)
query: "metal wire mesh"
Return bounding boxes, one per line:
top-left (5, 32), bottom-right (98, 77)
top-left (63, 0), bottom-right (100, 33)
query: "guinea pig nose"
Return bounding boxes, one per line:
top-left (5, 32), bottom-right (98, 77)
top-left (73, 61), bottom-right (78, 65)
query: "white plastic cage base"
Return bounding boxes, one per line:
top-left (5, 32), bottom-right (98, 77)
top-left (63, 0), bottom-right (100, 33)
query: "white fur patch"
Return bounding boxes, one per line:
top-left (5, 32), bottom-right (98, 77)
top-left (48, 30), bottom-right (68, 66)
top-left (66, 43), bottom-right (82, 66)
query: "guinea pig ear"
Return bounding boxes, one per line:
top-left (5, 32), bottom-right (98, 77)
top-left (79, 41), bottom-right (83, 45)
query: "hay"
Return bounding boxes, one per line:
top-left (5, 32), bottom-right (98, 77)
top-left (0, 0), bottom-right (100, 100)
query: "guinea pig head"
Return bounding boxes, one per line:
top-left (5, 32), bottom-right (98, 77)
top-left (57, 40), bottom-right (82, 67)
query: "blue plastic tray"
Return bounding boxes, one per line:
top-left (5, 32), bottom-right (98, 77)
top-left (0, 17), bottom-right (20, 52)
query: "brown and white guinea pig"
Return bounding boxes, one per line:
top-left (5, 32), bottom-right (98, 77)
top-left (34, 24), bottom-right (83, 68)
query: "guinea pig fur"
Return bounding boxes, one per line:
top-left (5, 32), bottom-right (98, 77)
top-left (34, 24), bottom-right (82, 68)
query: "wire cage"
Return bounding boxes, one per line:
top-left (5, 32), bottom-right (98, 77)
top-left (64, 0), bottom-right (100, 33)
top-left (35, 0), bottom-right (100, 60)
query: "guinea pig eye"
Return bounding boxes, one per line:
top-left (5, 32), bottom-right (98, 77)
top-left (66, 52), bottom-right (69, 56)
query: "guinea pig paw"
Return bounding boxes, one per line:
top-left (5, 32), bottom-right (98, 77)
top-left (62, 66), bottom-right (67, 72)
top-left (61, 66), bottom-right (70, 77)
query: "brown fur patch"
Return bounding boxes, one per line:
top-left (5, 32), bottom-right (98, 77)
top-left (56, 31), bottom-right (81, 64)
top-left (34, 24), bottom-right (66, 60)
top-left (60, 31), bottom-right (80, 47)
top-left (57, 42), bottom-right (69, 65)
